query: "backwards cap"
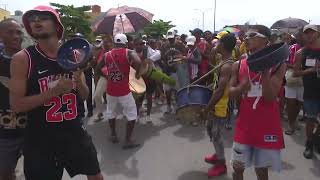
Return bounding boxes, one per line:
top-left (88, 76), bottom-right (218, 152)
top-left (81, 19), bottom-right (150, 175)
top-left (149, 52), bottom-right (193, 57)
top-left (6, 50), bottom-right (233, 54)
top-left (22, 5), bottom-right (64, 39)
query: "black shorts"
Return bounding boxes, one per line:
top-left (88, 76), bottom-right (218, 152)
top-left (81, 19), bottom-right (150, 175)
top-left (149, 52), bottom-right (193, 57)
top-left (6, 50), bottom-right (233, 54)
top-left (146, 79), bottom-right (157, 94)
top-left (23, 126), bottom-right (100, 180)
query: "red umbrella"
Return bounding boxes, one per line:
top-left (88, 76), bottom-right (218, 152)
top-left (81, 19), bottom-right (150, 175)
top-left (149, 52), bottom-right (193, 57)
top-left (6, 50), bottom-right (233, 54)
top-left (92, 5), bottom-right (154, 35)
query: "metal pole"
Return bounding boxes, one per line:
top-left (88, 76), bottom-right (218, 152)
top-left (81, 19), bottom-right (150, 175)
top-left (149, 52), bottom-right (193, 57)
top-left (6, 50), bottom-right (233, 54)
top-left (202, 12), bottom-right (205, 30)
top-left (214, 0), bottom-right (217, 32)
top-left (194, 9), bottom-right (211, 29)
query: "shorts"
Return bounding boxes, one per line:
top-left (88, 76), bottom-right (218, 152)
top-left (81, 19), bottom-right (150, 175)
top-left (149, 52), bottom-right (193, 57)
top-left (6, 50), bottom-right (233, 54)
top-left (146, 79), bottom-right (157, 94)
top-left (106, 93), bottom-right (137, 121)
top-left (285, 86), bottom-right (304, 102)
top-left (0, 137), bottom-right (23, 176)
top-left (163, 73), bottom-right (180, 91)
top-left (304, 100), bottom-right (320, 121)
top-left (231, 142), bottom-right (282, 172)
top-left (24, 127), bottom-right (100, 180)
top-left (206, 118), bottom-right (226, 160)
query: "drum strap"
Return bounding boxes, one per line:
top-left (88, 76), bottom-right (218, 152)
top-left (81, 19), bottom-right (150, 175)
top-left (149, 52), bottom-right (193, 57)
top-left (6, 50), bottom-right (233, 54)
top-left (108, 51), bottom-right (139, 93)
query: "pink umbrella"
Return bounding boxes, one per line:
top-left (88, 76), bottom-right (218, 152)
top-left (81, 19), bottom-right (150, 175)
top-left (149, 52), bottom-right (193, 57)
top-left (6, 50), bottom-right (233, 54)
top-left (92, 5), bottom-right (154, 35)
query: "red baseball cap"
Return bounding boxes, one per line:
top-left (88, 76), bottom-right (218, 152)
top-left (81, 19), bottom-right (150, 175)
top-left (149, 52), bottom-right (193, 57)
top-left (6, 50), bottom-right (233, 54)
top-left (22, 5), bottom-right (64, 39)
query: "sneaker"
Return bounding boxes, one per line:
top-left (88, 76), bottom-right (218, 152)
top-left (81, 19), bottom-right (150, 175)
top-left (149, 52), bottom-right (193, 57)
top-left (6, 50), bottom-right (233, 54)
top-left (164, 106), bottom-right (172, 114)
top-left (208, 164), bottom-right (227, 177)
top-left (155, 99), bottom-right (163, 105)
top-left (87, 111), bottom-right (93, 118)
top-left (204, 154), bottom-right (218, 164)
top-left (303, 141), bottom-right (314, 159)
top-left (303, 147), bottom-right (314, 159)
top-left (145, 116), bottom-right (152, 123)
top-left (94, 113), bottom-right (104, 122)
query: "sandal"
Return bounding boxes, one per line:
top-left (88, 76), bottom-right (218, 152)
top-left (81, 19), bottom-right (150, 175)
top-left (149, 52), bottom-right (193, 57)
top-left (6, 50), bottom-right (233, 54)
top-left (122, 141), bottom-right (140, 150)
top-left (94, 113), bottom-right (104, 122)
top-left (191, 121), bottom-right (199, 127)
top-left (109, 135), bottom-right (119, 144)
top-left (285, 129), bottom-right (295, 135)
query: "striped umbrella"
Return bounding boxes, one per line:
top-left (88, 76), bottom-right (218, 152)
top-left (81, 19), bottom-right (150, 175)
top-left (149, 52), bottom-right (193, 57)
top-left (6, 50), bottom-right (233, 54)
top-left (91, 5), bottom-right (154, 35)
top-left (223, 26), bottom-right (240, 34)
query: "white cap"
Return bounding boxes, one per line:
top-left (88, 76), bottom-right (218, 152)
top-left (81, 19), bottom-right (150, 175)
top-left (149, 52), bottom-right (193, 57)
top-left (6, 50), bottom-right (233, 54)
top-left (95, 36), bottom-right (102, 41)
top-left (303, 24), bottom-right (319, 33)
top-left (166, 29), bottom-right (176, 39)
top-left (186, 36), bottom-right (196, 46)
top-left (114, 33), bottom-right (128, 44)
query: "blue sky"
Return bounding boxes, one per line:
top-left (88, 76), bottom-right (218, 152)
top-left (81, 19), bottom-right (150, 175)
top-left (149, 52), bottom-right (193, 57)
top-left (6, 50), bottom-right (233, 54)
top-left (3, 0), bottom-right (320, 34)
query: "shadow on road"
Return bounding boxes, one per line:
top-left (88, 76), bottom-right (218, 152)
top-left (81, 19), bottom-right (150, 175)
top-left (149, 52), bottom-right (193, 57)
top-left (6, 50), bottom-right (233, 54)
top-left (177, 170), bottom-right (232, 180)
top-left (310, 156), bottom-right (320, 177)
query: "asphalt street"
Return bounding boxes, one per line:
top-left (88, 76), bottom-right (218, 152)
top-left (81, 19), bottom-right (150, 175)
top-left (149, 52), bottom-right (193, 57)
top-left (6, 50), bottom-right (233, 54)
top-left (15, 103), bottom-right (320, 180)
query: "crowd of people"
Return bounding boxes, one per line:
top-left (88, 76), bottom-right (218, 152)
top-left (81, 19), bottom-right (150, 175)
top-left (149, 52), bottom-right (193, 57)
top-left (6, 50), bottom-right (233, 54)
top-left (0, 4), bottom-right (319, 180)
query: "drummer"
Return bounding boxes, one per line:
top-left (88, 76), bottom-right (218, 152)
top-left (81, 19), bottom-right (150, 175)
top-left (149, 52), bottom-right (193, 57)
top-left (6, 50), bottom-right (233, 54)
top-left (133, 38), bottom-right (158, 123)
top-left (175, 35), bottom-right (202, 84)
top-left (96, 33), bottom-right (142, 149)
top-left (204, 33), bottom-right (236, 177)
top-left (160, 29), bottom-right (186, 114)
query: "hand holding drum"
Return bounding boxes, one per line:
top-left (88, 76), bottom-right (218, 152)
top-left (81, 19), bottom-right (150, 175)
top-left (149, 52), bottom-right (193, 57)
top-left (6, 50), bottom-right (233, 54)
top-left (57, 38), bottom-right (92, 71)
top-left (247, 42), bottom-right (289, 72)
top-left (138, 58), bottom-right (176, 86)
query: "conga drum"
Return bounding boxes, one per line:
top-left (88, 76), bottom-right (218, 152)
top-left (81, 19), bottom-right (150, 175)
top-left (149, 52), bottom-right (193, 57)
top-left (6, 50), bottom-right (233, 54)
top-left (129, 66), bottom-right (146, 99)
top-left (176, 85), bottom-right (213, 123)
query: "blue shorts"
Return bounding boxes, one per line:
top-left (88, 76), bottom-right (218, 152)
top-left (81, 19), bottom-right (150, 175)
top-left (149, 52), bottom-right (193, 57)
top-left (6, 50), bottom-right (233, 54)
top-left (304, 100), bottom-right (320, 121)
top-left (231, 142), bottom-right (282, 172)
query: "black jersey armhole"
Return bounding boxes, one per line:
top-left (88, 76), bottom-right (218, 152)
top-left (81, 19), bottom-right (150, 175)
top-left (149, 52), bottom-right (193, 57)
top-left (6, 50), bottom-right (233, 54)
top-left (23, 49), bottom-right (32, 80)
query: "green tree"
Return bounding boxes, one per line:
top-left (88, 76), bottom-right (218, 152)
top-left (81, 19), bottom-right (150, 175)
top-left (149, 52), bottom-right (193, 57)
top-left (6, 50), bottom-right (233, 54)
top-left (50, 3), bottom-right (93, 41)
top-left (143, 19), bottom-right (175, 39)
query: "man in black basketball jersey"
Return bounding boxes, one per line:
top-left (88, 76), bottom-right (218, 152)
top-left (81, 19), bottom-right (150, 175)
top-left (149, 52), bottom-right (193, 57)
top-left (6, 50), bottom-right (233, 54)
top-left (0, 18), bottom-right (26, 180)
top-left (9, 5), bottom-right (103, 180)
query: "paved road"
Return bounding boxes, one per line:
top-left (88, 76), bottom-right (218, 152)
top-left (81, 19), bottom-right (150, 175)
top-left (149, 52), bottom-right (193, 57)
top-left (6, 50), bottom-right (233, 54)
top-left (16, 103), bottom-right (320, 180)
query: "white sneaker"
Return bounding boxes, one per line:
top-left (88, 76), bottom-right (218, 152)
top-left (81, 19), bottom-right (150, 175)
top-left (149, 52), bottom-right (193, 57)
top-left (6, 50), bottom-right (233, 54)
top-left (145, 116), bottom-right (152, 123)
top-left (155, 99), bottom-right (163, 105)
top-left (164, 106), bottom-right (172, 114)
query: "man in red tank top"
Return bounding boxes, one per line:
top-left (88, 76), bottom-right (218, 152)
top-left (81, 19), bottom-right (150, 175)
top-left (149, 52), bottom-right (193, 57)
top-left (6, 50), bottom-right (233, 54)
top-left (229, 25), bottom-right (287, 180)
top-left (96, 34), bottom-right (142, 149)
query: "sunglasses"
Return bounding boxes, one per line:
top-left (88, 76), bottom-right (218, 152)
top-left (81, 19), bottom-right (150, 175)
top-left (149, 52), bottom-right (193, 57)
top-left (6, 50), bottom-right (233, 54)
top-left (28, 13), bottom-right (53, 22)
top-left (245, 32), bottom-right (266, 39)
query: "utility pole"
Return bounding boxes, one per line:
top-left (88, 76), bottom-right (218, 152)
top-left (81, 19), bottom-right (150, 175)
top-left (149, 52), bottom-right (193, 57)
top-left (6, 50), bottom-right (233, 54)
top-left (194, 8), bottom-right (212, 30)
top-left (0, 4), bottom-right (8, 10)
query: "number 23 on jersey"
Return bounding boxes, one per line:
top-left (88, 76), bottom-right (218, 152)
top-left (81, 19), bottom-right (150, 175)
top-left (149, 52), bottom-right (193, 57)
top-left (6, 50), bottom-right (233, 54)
top-left (45, 93), bottom-right (78, 122)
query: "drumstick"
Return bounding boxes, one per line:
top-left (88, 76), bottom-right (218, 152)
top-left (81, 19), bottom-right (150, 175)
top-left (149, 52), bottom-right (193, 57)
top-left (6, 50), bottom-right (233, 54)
top-left (0, 76), bottom-right (9, 88)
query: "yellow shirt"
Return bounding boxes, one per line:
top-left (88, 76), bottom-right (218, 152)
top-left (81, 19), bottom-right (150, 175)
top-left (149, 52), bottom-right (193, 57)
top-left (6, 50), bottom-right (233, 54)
top-left (240, 42), bottom-right (247, 55)
top-left (232, 47), bottom-right (240, 61)
top-left (212, 62), bottom-right (230, 118)
top-left (214, 86), bottom-right (229, 118)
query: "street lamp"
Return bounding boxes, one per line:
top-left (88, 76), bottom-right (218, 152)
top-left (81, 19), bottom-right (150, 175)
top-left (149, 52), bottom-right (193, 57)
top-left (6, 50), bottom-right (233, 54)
top-left (214, 0), bottom-right (217, 32)
top-left (194, 8), bottom-right (212, 30)
top-left (192, 18), bottom-right (200, 27)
